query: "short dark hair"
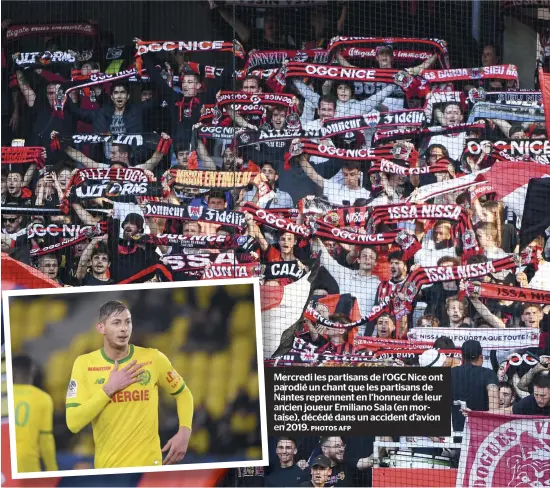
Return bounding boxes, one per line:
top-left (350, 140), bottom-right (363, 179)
top-left (99, 300), bottom-right (128, 323)
top-left (91, 243), bottom-right (111, 262)
top-left (342, 161), bottom-right (361, 171)
top-left (437, 256), bottom-right (460, 266)
top-left (208, 190), bottom-right (226, 201)
top-left (388, 250), bottom-right (405, 262)
top-left (522, 303), bottom-right (542, 314)
top-left (443, 102), bottom-right (463, 113)
top-left (112, 143), bottom-right (131, 155)
top-left (533, 373), bottom-right (550, 389)
top-left (12, 355), bottom-right (35, 384)
top-left (277, 436), bottom-right (297, 446)
top-left (509, 124), bottom-right (524, 138)
top-left (320, 436), bottom-right (344, 447)
top-left (242, 75), bottom-right (262, 89)
top-left (319, 94), bottom-right (337, 108)
top-left (260, 161), bottom-right (278, 173)
top-left (217, 225), bottom-right (236, 236)
top-left (483, 44), bottom-right (501, 58)
top-left (111, 81), bottom-right (129, 93)
top-left (498, 381), bottom-right (513, 392)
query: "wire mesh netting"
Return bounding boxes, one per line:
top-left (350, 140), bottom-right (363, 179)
top-left (1, 0), bottom-right (550, 487)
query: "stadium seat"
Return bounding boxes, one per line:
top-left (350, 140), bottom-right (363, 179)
top-left (247, 373), bottom-right (259, 401)
top-left (229, 301), bottom-right (256, 337)
top-left (188, 428), bottom-right (210, 455)
top-left (225, 284), bottom-right (252, 298)
top-left (195, 286), bottom-right (215, 310)
top-left (44, 300), bottom-right (68, 324)
top-left (172, 288), bottom-right (188, 305)
top-left (168, 317), bottom-right (190, 352)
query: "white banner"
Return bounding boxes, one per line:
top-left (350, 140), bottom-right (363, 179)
top-left (408, 328), bottom-right (540, 350)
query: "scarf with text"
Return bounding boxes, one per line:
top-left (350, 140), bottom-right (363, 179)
top-left (462, 281), bottom-right (550, 305)
top-left (342, 47), bottom-right (433, 63)
top-left (58, 68), bottom-right (138, 110)
top-left (143, 202), bottom-right (246, 230)
top-left (1, 147), bottom-right (45, 168)
top-left (326, 36), bottom-right (450, 68)
top-left (137, 233), bottom-right (256, 252)
top-left (467, 102), bottom-right (545, 124)
top-left (262, 261), bottom-right (307, 281)
top-left (422, 90), bottom-right (466, 123)
top-left (134, 40), bottom-right (245, 75)
top-left (201, 262), bottom-right (262, 280)
top-left (163, 169), bottom-right (269, 194)
top-left (29, 222), bottom-right (106, 256)
top-left (320, 109), bottom-right (426, 139)
top-left (373, 122), bottom-right (486, 145)
top-left (466, 89), bottom-right (542, 108)
top-left (284, 139), bottom-right (395, 169)
top-left (282, 62), bottom-right (398, 83)
top-left (244, 49), bottom-right (328, 71)
top-left (464, 139), bottom-right (548, 164)
top-left (5, 22), bottom-right (96, 41)
top-left (368, 160), bottom-right (451, 177)
top-left (353, 337), bottom-right (433, 351)
top-left (373, 348), bottom-right (462, 362)
top-left (215, 91), bottom-right (298, 111)
top-left (50, 132), bottom-right (169, 154)
top-left (421, 65), bottom-right (519, 84)
top-left (12, 49), bottom-right (94, 69)
top-left (390, 250), bottom-right (537, 320)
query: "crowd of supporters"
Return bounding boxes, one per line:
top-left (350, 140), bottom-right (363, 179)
top-left (1, 2), bottom-right (550, 486)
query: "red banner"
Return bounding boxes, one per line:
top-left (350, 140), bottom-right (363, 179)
top-left (457, 412), bottom-right (550, 487)
top-left (539, 68), bottom-right (550, 138)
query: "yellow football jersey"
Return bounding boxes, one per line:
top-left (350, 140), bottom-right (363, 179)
top-left (66, 344), bottom-right (187, 469)
top-left (13, 384), bottom-right (58, 472)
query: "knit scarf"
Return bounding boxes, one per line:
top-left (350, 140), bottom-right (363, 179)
top-left (1, 147), bottom-right (45, 169)
top-left (462, 281), bottom-right (550, 305)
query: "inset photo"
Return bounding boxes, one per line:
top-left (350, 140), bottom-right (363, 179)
top-left (2, 279), bottom-right (267, 479)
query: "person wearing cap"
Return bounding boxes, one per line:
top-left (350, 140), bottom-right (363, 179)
top-left (451, 339), bottom-right (499, 432)
top-left (264, 437), bottom-right (308, 487)
top-left (299, 454), bottom-right (333, 487)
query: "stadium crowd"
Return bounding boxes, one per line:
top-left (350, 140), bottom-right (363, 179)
top-left (1, 2), bottom-right (550, 486)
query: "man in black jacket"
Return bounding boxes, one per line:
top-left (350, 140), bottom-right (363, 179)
top-left (265, 437), bottom-right (308, 487)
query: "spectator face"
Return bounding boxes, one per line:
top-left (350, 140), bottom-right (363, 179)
top-left (223, 148), bottom-right (238, 169)
top-left (111, 86), bottom-right (129, 110)
top-left (261, 164), bottom-right (278, 185)
top-left (322, 437), bottom-right (345, 462)
top-left (433, 224), bottom-right (451, 243)
top-left (122, 221), bottom-right (140, 239)
top-left (278, 232), bottom-right (295, 254)
top-left (99, 308), bottom-right (133, 349)
top-left (276, 439), bottom-right (296, 466)
top-left (389, 258), bottom-right (406, 280)
top-left (336, 84), bottom-right (352, 102)
top-left (499, 386), bottom-right (513, 408)
top-left (177, 150), bottom-right (190, 167)
top-left (311, 466), bottom-right (332, 487)
top-left (208, 196), bottom-right (225, 210)
top-left (521, 306), bottom-right (542, 328)
top-left (359, 248), bottom-right (377, 272)
top-left (534, 385), bottom-right (550, 408)
top-left (342, 167), bottom-right (360, 189)
top-left (2, 214), bottom-right (22, 233)
top-left (481, 45), bottom-right (498, 67)
top-left (57, 169), bottom-right (72, 190)
top-left (74, 239), bottom-right (89, 257)
top-left (46, 83), bottom-right (61, 106)
top-left (442, 104), bottom-right (463, 126)
top-left (92, 253), bottom-right (110, 276)
top-left (427, 147), bottom-right (446, 165)
top-left (111, 146), bottom-right (130, 165)
top-left (434, 167), bottom-right (452, 183)
top-left (497, 361), bottom-right (508, 381)
top-left (1, 175), bottom-right (6, 195)
top-left (419, 317), bottom-right (437, 327)
top-left (38, 256), bottom-right (59, 280)
top-left (376, 50), bottom-right (393, 68)
top-left (318, 101), bottom-right (335, 120)
top-left (376, 316), bottom-right (395, 338)
top-left (510, 130), bottom-right (526, 140)
top-left (447, 300), bottom-right (465, 324)
top-left (475, 228), bottom-right (491, 248)
top-left (182, 75), bottom-right (201, 97)
top-left (141, 89), bottom-right (153, 102)
top-left (271, 108), bottom-right (287, 129)
top-left (243, 78), bottom-right (261, 94)
top-left (81, 62), bottom-right (98, 76)
top-left (388, 173), bottom-right (406, 187)
top-left (216, 228), bottom-right (230, 237)
top-left (183, 221), bottom-right (201, 237)
top-left (50, 214), bottom-right (71, 225)
top-left (264, 16), bottom-right (279, 38)
top-left (6, 173), bottom-right (23, 197)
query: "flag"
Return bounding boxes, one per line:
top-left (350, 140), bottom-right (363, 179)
top-left (260, 272), bottom-right (312, 358)
top-left (539, 68), bottom-right (550, 138)
top-left (475, 160), bottom-right (550, 217)
top-left (519, 178), bottom-right (550, 249)
top-left (457, 412), bottom-right (550, 488)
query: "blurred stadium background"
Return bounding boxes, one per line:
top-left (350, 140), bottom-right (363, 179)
top-left (4, 283), bottom-right (262, 471)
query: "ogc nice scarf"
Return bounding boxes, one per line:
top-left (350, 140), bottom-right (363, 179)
top-left (143, 202), bottom-right (246, 230)
top-left (135, 39), bottom-right (245, 75)
top-left (137, 233), bottom-right (256, 251)
top-left (1, 147), bottom-right (45, 168)
top-left (462, 281), bottom-right (550, 305)
top-left (368, 160), bottom-right (451, 177)
top-left (282, 62), bottom-right (398, 83)
top-left (29, 222), bottom-right (106, 256)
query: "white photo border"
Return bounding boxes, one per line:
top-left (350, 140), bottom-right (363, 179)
top-left (3, 278), bottom-right (269, 479)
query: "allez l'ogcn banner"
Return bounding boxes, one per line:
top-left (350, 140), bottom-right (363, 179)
top-left (457, 412), bottom-right (549, 488)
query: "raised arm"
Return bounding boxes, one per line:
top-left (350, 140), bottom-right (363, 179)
top-left (216, 7), bottom-right (251, 44)
top-left (16, 70), bottom-right (36, 107)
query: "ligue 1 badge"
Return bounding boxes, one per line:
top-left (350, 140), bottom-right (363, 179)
top-left (285, 113), bottom-right (300, 130)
